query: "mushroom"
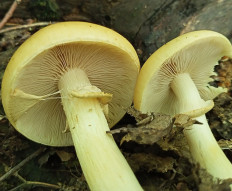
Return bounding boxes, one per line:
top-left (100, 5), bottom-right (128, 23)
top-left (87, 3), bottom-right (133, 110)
top-left (134, 30), bottom-right (232, 179)
top-left (2, 22), bottom-right (143, 191)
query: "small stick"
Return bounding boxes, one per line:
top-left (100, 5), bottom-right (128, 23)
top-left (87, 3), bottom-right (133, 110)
top-left (9, 173), bottom-right (60, 191)
top-left (10, 180), bottom-right (61, 191)
top-left (0, 0), bottom-right (21, 30)
top-left (0, 147), bottom-right (47, 182)
top-left (0, 22), bottom-right (53, 34)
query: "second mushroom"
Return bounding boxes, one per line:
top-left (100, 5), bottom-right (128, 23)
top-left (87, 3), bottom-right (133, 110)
top-left (134, 30), bottom-right (232, 179)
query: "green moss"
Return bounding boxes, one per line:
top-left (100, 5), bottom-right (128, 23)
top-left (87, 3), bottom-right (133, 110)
top-left (29, 0), bottom-right (61, 21)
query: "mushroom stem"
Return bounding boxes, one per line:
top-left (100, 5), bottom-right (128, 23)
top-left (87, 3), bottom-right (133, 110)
top-left (58, 68), bottom-right (143, 191)
top-left (171, 73), bottom-right (232, 179)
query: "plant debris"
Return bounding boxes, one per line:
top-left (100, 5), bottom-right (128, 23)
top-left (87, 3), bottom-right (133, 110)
top-left (127, 153), bottom-right (176, 173)
top-left (107, 107), bottom-right (201, 147)
top-left (107, 113), bottom-right (173, 145)
top-left (209, 93), bottom-right (232, 139)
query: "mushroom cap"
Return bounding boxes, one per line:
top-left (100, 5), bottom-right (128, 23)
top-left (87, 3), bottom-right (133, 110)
top-left (134, 30), bottom-right (232, 114)
top-left (2, 22), bottom-right (140, 146)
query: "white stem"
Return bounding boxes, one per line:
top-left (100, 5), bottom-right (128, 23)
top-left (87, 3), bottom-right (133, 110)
top-left (59, 68), bottom-right (143, 191)
top-left (171, 73), bottom-right (232, 179)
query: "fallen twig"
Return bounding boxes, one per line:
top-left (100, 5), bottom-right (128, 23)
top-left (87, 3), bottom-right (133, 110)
top-left (0, 0), bottom-right (21, 30)
top-left (0, 147), bottom-right (47, 182)
top-left (9, 173), bottom-right (61, 191)
top-left (0, 22), bottom-right (54, 34)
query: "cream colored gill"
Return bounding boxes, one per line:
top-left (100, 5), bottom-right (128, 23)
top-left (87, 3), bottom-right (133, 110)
top-left (2, 21), bottom-right (139, 123)
top-left (134, 30), bottom-right (232, 114)
top-left (2, 23), bottom-right (140, 146)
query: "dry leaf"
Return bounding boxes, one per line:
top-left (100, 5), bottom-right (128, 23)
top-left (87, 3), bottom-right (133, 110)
top-left (56, 150), bottom-right (74, 162)
top-left (108, 107), bottom-right (201, 146)
top-left (174, 114), bottom-right (202, 128)
top-left (126, 106), bottom-right (151, 123)
top-left (38, 149), bottom-right (56, 167)
top-left (127, 153), bottom-right (176, 173)
top-left (157, 126), bottom-right (191, 159)
top-left (107, 113), bottom-right (173, 145)
top-left (194, 165), bottom-right (232, 191)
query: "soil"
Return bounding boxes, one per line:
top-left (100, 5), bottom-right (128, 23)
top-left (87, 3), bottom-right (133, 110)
top-left (0, 0), bottom-right (232, 191)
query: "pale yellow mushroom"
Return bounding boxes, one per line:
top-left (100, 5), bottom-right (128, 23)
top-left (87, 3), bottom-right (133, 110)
top-left (2, 22), bottom-right (143, 191)
top-left (134, 30), bottom-right (232, 179)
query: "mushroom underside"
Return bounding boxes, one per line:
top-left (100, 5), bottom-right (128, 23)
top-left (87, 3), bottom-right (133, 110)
top-left (8, 42), bottom-right (138, 146)
top-left (140, 40), bottom-right (227, 115)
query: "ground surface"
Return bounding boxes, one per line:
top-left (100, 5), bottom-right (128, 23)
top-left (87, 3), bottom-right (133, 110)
top-left (0, 0), bottom-right (232, 190)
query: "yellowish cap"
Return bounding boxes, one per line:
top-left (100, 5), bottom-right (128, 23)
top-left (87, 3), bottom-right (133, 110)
top-left (2, 22), bottom-right (140, 146)
top-left (134, 30), bottom-right (232, 114)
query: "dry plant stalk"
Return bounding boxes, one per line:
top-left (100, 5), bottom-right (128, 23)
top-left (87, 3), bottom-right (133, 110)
top-left (0, 0), bottom-right (21, 30)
